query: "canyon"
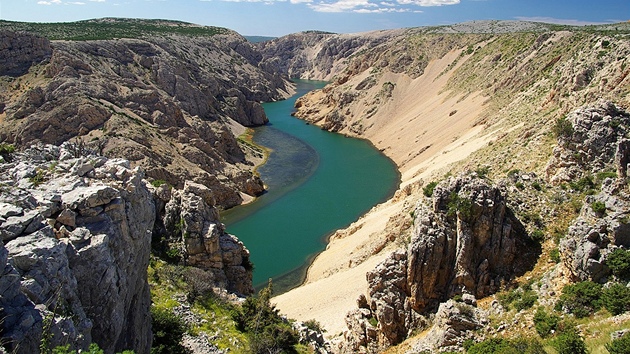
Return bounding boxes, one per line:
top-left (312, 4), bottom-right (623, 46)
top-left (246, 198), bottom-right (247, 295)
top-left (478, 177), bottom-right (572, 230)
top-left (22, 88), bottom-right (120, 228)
top-left (0, 18), bottom-right (629, 353)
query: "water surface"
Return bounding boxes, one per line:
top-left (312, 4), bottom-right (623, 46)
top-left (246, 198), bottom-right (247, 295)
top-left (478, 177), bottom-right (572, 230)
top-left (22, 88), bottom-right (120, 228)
top-left (223, 80), bottom-right (400, 293)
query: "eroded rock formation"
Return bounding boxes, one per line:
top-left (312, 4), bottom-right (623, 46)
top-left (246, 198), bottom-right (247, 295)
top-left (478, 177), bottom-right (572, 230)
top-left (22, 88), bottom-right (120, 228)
top-left (552, 102), bottom-right (630, 282)
top-left (339, 175), bottom-right (538, 352)
top-left (0, 144), bottom-right (154, 353)
top-left (0, 28), bottom-right (290, 208)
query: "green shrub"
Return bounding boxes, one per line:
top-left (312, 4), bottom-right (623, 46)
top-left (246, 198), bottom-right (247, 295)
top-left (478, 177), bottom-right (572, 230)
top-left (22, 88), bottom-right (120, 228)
top-left (570, 175), bottom-right (595, 192)
top-left (151, 307), bottom-right (190, 354)
top-left (515, 182), bottom-right (525, 190)
top-left (467, 337), bottom-right (545, 354)
top-left (232, 281), bottom-right (298, 354)
top-left (553, 117), bottom-right (574, 139)
top-left (530, 230), bottom-right (545, 243)
top-left (533, 307), bottom-right (559, 338)
top-left (607, 248), bottom-right (630, 280)
top-left (596, 171), bottom-right (617, 182)
top-left (513, 291), bottom-right (538, 311)
top-left (553, 325), bottom-right (587, 354)
top-left (476, 166), bottom-right (490, 178)
top-left (423, 181), bottom-right (438, 197)
top-left (151, 179), bottom-right (169, 188)
top-left (446, 191), bottom-right (472, 220)
top-left (0, 143), bottom-right (15, 154)
top-left (550, 248), bottom-right (561, 263)
top-left (531, 181), bottom-right (542, 191)
top-left (556, 281), bottom-right (602, 318)
top-left (602, 282), bottom-right (630, 315)
top-left (304, 319), bottom-right (326, 333)
top-left (591, 201), bottom-right (606, 215)
top-left (606, 332), bottom-right (630, 354)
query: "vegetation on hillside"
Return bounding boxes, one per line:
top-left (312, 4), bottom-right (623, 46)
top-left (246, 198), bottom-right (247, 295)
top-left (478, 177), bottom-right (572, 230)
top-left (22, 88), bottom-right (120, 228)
top-left (0, 18), bottom-right (229, 40)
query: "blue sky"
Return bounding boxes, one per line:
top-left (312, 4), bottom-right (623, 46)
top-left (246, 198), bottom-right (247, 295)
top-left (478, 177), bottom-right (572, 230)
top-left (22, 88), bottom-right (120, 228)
top-left (1, 0), bottom-right (628, 37)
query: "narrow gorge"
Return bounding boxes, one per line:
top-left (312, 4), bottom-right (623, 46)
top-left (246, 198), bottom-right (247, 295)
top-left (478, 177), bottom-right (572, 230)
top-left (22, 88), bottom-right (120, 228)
top-left (0, 18), bottom-right (629, 354)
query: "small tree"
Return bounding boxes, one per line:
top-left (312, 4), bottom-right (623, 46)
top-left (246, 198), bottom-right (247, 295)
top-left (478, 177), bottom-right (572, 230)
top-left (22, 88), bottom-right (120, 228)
top-left (556, 281), bottom-right (602, 318)
top-left (553, 325), bottom-right (587, 354)
top-left (602, 282), bottom-right (630, 315)
top-left (607, 248), bottom-right (630, 280)
top-left (533, 307), bottom-right (559, 338)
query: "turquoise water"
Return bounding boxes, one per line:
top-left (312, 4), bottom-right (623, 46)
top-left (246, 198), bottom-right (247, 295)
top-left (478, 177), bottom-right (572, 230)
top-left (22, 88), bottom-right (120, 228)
top-left (222, 80), bottom-right (400, 293)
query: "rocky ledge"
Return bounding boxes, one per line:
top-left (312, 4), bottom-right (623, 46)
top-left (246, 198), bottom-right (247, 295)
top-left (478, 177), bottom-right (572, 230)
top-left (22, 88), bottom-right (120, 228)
top-left (0, 143), bottom-right (253, 353)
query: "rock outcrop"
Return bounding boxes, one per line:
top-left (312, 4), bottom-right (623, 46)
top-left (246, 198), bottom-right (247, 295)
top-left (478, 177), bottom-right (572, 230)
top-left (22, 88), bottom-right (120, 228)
top-left (0, 144), bottom-right (154, 353)
top-left (159, 181), bottom-right (254, 296)
top-left (339, 175), bottom-right (538, 352)
top-left (257, 30), bottom-right (403, 81)
top-left (0, 27), bottom-right (291, 209)
top-left (553, 102), bottom-right (630, 282)
top-left (0, 30), bottom-right (52, 76)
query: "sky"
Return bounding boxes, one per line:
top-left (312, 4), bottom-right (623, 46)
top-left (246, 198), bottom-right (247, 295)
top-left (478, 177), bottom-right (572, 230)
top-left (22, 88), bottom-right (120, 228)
top-left (1, 0), bottom-right (628, 37)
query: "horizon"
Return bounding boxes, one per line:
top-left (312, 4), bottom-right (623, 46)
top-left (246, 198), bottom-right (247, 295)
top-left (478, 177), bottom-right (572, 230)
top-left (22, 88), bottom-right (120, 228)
top-left (1, 1), bottom-right (629, 38)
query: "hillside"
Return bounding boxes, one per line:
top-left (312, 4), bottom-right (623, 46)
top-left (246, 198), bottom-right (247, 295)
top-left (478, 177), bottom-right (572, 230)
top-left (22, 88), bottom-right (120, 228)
top-left (0, 18), bottom-right (293, 209)
top-left (269, 20), bottom-right (630, 352)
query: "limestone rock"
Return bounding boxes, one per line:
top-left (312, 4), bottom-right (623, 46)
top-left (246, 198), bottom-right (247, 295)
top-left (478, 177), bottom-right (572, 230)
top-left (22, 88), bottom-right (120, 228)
top-left (0, 144), bottom-right (154, 354)
top-left (160, 181), bottom-right (254, 296)
top-left (546, 101), bottom-right (630, 184)
top-left (0, 29), bottom-right (282, 209)
top-left (0, 31), bottom-right (52, 77)
top-left (341, 175), bottom-right (538, 352)
top-left (408, 300), bottom-right (483, 353)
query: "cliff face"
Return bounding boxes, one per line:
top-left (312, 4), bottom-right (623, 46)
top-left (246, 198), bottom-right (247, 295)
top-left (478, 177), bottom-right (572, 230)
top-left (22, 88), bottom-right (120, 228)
top-left (0, 26), bottom-right (292, 209)
top-left (0, 143), bottom-right (256, 353)
top-left (339, 175), bottom-right (538, 352)
top-left (0, 144), bottom-right (155, 353)
top-left (257, 30), bottom-right (404, 81)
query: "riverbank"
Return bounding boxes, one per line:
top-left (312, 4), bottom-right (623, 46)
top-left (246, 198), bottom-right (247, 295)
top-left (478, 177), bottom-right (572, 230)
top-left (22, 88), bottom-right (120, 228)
top-left (271, 48), bottom-right (497, 336)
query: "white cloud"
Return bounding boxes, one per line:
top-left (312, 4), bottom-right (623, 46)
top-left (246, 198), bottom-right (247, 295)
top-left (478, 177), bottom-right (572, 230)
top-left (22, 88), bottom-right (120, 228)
top-left (397, 0), bottom-right (458, 6)
top-left (68, 1), bottom-right (86, 4)
top-left (307, 0), bottom-right (377, 12)
top-left (38, 0), bottom-right (62, 4)
top-left (515, 16), bottom-right (619, 26)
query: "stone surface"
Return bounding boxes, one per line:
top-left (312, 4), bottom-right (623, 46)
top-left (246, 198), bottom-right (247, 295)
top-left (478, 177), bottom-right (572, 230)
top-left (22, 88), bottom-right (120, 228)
top-left (339, 175), bottom-right (538, 352)
top-left (0, 29), bottom-right (286, 209)
top-left (0, 144), bottom-right (154, 354)
top-left (555, 103), bottom-right (630, 283)
top-left (159, 181), bottom-right (254, 296)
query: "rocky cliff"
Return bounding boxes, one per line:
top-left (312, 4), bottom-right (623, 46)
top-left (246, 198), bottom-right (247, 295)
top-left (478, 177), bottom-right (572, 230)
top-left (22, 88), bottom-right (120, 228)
top-left (0, 142), bottom-right (255, 352)
top-left (339, 175), bottom-right (538, 352)
top-left (0, 21), bottom-right (293, 209)
top-left (0, 144), bottom-right (155, 353)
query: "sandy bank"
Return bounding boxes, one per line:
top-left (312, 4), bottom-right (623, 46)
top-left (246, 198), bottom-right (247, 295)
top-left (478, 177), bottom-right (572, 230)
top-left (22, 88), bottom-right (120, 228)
top-left (271, 47), bottom-right (501, 337)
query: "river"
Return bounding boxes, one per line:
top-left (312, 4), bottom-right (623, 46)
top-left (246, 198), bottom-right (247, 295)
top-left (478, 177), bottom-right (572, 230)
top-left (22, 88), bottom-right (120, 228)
top-left (222, 80), bottom-right (400, 293)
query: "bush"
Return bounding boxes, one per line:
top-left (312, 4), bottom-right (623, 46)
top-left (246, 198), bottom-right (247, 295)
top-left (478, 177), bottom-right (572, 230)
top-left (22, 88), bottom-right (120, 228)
top-left (232, 281), bottom-right (298, 354)
top-left (607, 248), bottom-right (630, 280)
top-left (533, 307), bottom-right (559, 338)
top-left (553, 325), bottom-right (587, 354)
top-left (553, 117), bottom-right (574, 139)
top-left (556, 281), bottom-right (602, 318)
top-left (569, 175), bottom-right (595, 192)
top-left (550, 248), bottom-right (561, 263)
top-left (606, 332), bottom-right (630, 354)
top-left (423, 181), bottom-right (438, 197)
top-left (591, 201), bottom-right (607, 215)
top-left (530, 229), bottom-right (545, 243)
top-left (467, 337), bottom-right (545, 354)
top-left (513, 291), bottom-right (538, 311)
top-left (151, 306), bottom-right (190, 354)
top-left (304, 319), bottom-right (326, 333)
top-left (602, 282), bottom-right (630, 315)
top-left (446, 191), bottom-right (472, 220)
